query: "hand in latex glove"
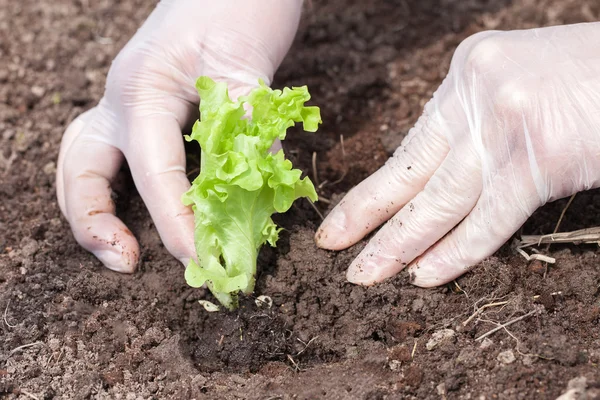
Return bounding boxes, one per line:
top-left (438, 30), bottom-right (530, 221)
top-left (57, 0), bottom-right (301, 272)
top-left (316, 23), bottom-right (600, 287)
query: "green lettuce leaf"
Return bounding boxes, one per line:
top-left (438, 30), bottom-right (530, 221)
top-left (182, 77), bottom-right (321, 310)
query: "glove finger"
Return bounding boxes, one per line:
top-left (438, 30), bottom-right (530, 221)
top-left (315, 107), bottom-right (451, 250)
top-left (123, 115), bottom-right (195, 266)
top-left (60, 112), bottom-right (140, 273)
top-left (406, 175), bottom-right (537, 287)
top-left (345, 149), bottom-right (481, 285)
top-left (57, 108), bottom-right (96, 215)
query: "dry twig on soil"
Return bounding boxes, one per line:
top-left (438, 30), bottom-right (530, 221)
top-left (308, 200), bottom-right (324, 220)
top-left (514, 247), bottom-right (556, 264)
top-left (9, 341), bottom-right (44, 357)
top-left (550, 194), bottom-right (577, 237)
top-left (322, 134), bottom-right (347, 188)
top-left (452, 281), bottom-right (468, 298)
top-left (411, 339), bottom-right (418, 359)
top-left (287, 354), bottom-right (301, 372)
top-left (463, 300), bottom-right (510, 326)
top-left (313, 134), bottom-right (348, 192)
top-left (311, 151), bottom-right (320, 189)
top-left (17, 390), bottom-right (40, 400)
top-left (296, 336), bottom-right (318, 356)
top-left (515, 194), bottom-right (587, 266)
top-left (519, 226), bottom-right (600, 248)
top-left (475, 308), bottom-right (540, 342)
top-left (3, 300), bottom-right (17, 328)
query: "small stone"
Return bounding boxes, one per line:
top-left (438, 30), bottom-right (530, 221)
top-left (389, 359), bottom-right (401, 371)
top-left (436, 382), bottom-right (446, 396)
top-left (497, 349), bottom-right (516, 364)
top-left (411, 298), bottom-right (425, 313)
top-left (346, 346), bottom-right (359, 359)
top-left (479, 338), bottom-right (494, 350)
top-left (426, 329), bottom-right (455, 351)
top-left (43, 161), bottom-right (56, 175)
top-left (85, 70), bottom-right (101, 83)
top-left (567, 377), bottom-right (587, 390)
top-left (255, 295), bottom-right (273, 309)
top-left (556, 389), bottom-right (584, 400)
top-left (556, 377), bottom-right (587, 400)
top-left (31, 85), bottom-right (45, 98)
top-left (20, 237), bottom-right (39, 258)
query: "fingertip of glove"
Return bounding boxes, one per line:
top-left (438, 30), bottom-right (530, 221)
top-left (315, 209), bottom-right (351, 250)
top-left (94, 247), bottom-right (139, 274)
top-left (407, 261), bottom-right (445, 288)
top-left (346, 257), bottom-right (381, 286)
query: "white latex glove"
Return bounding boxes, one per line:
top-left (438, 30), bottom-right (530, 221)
top-left (57, 0), bottom-right (302, 272)
top-left (316, 23), bottom-right (600, 287)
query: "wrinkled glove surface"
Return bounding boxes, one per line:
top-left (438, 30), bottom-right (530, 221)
top-left (317, 23), bottom-right (600, 287)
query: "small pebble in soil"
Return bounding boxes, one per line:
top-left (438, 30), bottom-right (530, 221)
top-left (255, 295), bottom-right (273, 309)
top-left (389, 359), bottom-right (402, 371)
top-left (426, 329), bottom-right (455, 351)
top-left (436, 382), bottom-right (446, 396)
top-left (346, 346), bottom-right (359, 359)
top-left (411, 298), bottom-right (425, 313)
top-left (479, 338), bottom-right (494, 350)
top-left (31, 85), bottom-right (45, 97)
top-left (497, 349), bottom-right (516, 364)
top-left (556, 377), bottom-right (588, 400)
top-left (20, 237), bottom-right (39, 258)
top-left (43, 161), bottom-right (56, 175)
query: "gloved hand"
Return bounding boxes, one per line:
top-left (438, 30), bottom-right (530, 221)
top-left (57, 0), bottom-right (302, 272)
top-left (316, 23), bottom-right (600, 287)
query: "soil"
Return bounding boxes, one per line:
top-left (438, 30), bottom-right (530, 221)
top-left (1, 0), bottom-right (600, 399)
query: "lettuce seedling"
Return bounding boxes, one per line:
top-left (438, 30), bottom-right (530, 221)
top-left (182, 77), bottom-right (321, 310)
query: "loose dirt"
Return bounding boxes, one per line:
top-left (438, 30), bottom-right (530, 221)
top-left (1, 0), bottom-right (599, 399)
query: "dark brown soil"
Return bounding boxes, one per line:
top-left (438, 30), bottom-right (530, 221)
top-left (2, 0), bottom-right (600, 399)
